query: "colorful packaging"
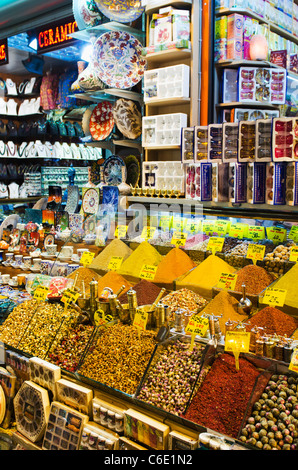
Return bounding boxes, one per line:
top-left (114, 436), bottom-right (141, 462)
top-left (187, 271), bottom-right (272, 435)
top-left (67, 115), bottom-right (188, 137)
top-left (247, 162), bottom-right (267, 204)
top-left (227, 14), bottom-right (243, 60)
top-left (212, 162), bottom-right (229, 202)
top-left (286, 162), bottom-right (298, 205)
top-left (266, 162), bottom-right (287, 205)
top-left (228, 162), bottom-right (247, 203)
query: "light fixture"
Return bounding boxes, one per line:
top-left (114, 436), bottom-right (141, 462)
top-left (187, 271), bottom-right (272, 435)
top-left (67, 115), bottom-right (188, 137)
top-left (81, 44), bottom-right (93, 62)
top-left (249, 34), bottom-right (268, 61)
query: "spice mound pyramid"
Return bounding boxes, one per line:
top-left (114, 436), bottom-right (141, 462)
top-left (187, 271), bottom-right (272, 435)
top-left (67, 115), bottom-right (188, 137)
top-left (176, 254), bottom-right (235, 298)
top-left (89, 238), bottom-right (132, 273)
top-left (118, 279), bottom-right (164, 307)
top-left (97, 271), bottom-right (133, 298)
top-left (118, 241), bottom-right (162, 279)
top-left (200, 290), bottom-right (247, 333)
top-left (272, 262), bottom-right (298, 310)
top-left (67, 266), bottom-right (101, 294)
top-left (246, 306), bottom-right (298, 337)
top-left (234, 264), bottom-right (275, 295)
top-left (154, 247), bottom-right (195, 284)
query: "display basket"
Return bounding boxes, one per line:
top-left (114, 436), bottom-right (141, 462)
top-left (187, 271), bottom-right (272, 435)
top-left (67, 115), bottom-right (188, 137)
top-left (135, 334), bottom-right (211, 415)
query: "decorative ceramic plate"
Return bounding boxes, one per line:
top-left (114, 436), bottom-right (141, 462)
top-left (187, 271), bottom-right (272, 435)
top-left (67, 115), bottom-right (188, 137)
top-left (94, 0), bottom-right (144, 23)
top-left (103, 155), bottom-right (126, 185)
top-left (65, 185), bottom-right (80, 214)
top-left (73, 0), bottom-right (102, 30)
top-left (93, 31), bottom-right (147, 89)
top-left (125, 154), bottom-right (140, 187)
top-left (82, 105), bottom-right (96, 136)
top-left (82, 187), bottom-right (100, 214)
top-left (89, 101), bottom-right (114, 141)
top-left (113, 98), bottom-right (142, 139)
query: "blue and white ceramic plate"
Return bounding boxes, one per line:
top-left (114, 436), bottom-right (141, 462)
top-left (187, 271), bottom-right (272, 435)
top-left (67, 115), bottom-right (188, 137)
top-left (94, 0), bottom-right (144, 23)
top-left (103, 155), bottom-right (126, 185)
top-left (73, 0), bottom-right (102, 30)
top-left (93, 31), bottom-right (147, 89)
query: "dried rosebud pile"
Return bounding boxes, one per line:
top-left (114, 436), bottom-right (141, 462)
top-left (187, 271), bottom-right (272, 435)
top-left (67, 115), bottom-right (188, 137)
top-left (137, 339), bottom-right (205, 415)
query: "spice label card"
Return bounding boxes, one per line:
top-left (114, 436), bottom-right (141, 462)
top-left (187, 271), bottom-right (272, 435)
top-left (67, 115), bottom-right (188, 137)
top-left (225, 331), bottom-right (251, 353)
top-left (141, 226), bottom-right (156, 240)
top-left (266, 227), bottom-right (287, 244)
top-left (248, 226), bottom-right (265, 241)
top-left (61, 289), bottom-right (80, 305)
top-left (289, 226), bottom-right (298, 243)
top-left (246, 244), bottom-right (266, 263)
top-left (289, 246), bottom-right (298, 263)
top-left (34, 286), bottom-right (50, 302)
top-left (207, 236), bottom-right (225, 254)
top-left (80, 251), bottom-right (95, 267)
top-left (114, 225), bottom-right (128, 239)
top-left (185, 315), bottom-right (209, 337)
top-left (108, 256), bottom-right (123, 271)
top-left (139, 264), bottom-right (157, 280)
top-left (262, 287), bottom-right (287, 307)
top-left (171, 231), bottom-right (188, 247)
top-left (217, 272), bottom-right (237, 291)
top-left (289, 348), bottom-right (298, 373)
top-left (133, 309), bottom-right (148, 331)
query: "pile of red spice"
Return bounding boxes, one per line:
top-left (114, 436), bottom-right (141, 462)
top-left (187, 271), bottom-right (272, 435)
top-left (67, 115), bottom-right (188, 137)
top-left (246, 306), bottom-right (298, 337)
top-left (234, 264), bottom-right (275, 295)
top-left (183, 353), bottom-right (260, 438)
top-left (118, 279), bottom-right (164, 306)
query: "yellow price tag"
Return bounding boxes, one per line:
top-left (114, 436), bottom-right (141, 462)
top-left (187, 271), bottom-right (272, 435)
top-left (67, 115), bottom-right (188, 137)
top-left (114, 225), bottom-right (128, 238)
top-left (289, 348), bottom-right (298, 372)
top-left (108, 256), bottom-right (123, 271)
top-left (139, 264), bottom-right (157, 280)
top-left (246, 244), bottom-right (265, 264)
top-left (229, 223), bottom-right (245, 239)
top-left (217, 272), bottom-right (237, 291)
top-left (207, 236), bottom-right (225, 255)
top-left (94, 309), bottom-right (113, 326)
top-left (61, 289), bottom-right (80, 305)
top-left (141, 226), bottom-right (156, 240)
top-left (266, 227), bottom-right (287, 244)
top-left (133, 309), bottom-right (148, 331)
top-left (203, 220), bottom-right (215, 235)
top-left (214, 220), bottom-right (230, 236)
top-left (262, 287), bottom-right (287, 307)
top-left (289, 226), bottom-right (298, 243)
top-left (159, 216), bottom-right (172, 231)
top-left (34, 286), bottom-right (49, 302)
top-left (289, 246), bottom-right (298, 263)
top-left (185, 315), bottom-right (209, 337)
top-left (185, 220), bottom-right (202, 234)
top-left (225, 330), bottom-right (251, 370)
top-left (248, 226), bottom-right (265, 240)
top-left (171, 231), bottom-right (187, 247)
top-left (80, 251), bottom-right (95, 267)
top-left (172, 217), bottom-right (186, 231)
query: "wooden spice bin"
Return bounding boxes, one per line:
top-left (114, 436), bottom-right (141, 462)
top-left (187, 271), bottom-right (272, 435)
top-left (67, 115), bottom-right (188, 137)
top-left (258, 279), bottom-right (298, 320)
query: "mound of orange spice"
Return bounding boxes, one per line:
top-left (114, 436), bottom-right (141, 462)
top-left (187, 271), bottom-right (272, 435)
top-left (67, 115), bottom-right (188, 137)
top-left (234, 264), bottom-right (275, 295)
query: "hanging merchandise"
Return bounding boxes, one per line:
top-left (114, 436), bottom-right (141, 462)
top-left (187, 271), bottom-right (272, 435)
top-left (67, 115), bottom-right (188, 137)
top-left (57, 69), bottom-right (78, 109)
top-left (40, 72), bottom-right (59, 111)
top-left (113, 98), bottom-right (142, 139)
top-left (73, 0), bottom-right (102, 30)
top-left (94, 0), bottom-right (144, 23)
top-left (75, 60), bottom-right (106, 92)
top-left (93, 31), bottom-right (147, 89)
top-left (89, 101), bottom-right (114, 141)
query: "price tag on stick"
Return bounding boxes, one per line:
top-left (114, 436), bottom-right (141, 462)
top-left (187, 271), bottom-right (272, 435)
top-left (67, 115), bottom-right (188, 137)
top-left (225, 330), bottom-right (251, 370)
top-left (262, 287), bottom-right (287, 308)
top-left (34, 286), bottom-right (49, 302)
top-left (246, 244), bottom-right (265, 265)
top-left (139, 264), bottom-right (157, 281)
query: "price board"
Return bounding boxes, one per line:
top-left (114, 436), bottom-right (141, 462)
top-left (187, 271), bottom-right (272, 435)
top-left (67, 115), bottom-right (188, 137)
top-left (114, 225), bottom-right (128, 238)
top-left (139, 264), bottom-right (157, 281)
top-left (248, 225), bottom-right (265, 241)
top-left (171, 231), bottom-right (188, 247)
top-left (61, 288), bottom-right (80, 306)
top-left (141, 226), bottom-right (156, 240)
top-left (246, 244), bottom-right (266, 264)
top-left (108, 256), bottom-right (123, 271)
top-left (34, 286), bottom-right (49, 302)
top-left (185, 219), bottom-right (202, 234)
top-left (80, 251), bottom-right (95, 267)
top-left (217, 272), bottom-right (238, 291)
top-left (266, 227), bottom-right (287, 244)
top-left (262, 287), bottom-right (287, 307)
top-left (229, 223), bottom-right (247, 239)
top-left (207, 236), bottom-right (225, 255)
top-left (133, 309), bottom-right (148, 331)
top-left (214, 220), bottom-right (230, 236)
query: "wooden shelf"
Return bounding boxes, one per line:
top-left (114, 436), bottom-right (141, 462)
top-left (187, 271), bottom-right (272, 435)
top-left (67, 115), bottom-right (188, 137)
top-left (144, 48), bottom-right (192, 64)
top-left (215, 59), bottom-right (279, 69)
top-left (145, 96), bottom-right (191, 106)
top-left (217, 101), bottom-right (279, 109)
top-left (143, 144), bottom-right (181, 150)
top-left (71, 88), bottom-right (143, 105)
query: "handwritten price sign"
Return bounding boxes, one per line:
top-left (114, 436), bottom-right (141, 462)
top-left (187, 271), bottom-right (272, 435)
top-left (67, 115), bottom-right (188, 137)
top-left (217, 272), bottom-right (237, 291)
top-left (207, 236), bottom-right (225, 255)
top-left (61, 288), bottom-right (80, 306)
top-left (246, 244), bottom-right (265, 264)
top-left (141, 226), bottom-right (156, 240)
top-left (185, 315), bottom-right (209, 337)
top-left (108, 256), bottom-right (123, 271)
top-left (139, 264), bottom-right (157, 281)
top-left (34, 286), bottom-right (49, 302)
top-left (262, 287), bottom-right (287, 307)
top-left (171, 231), bottom-right (188, 247)
top-left (94, 309), bottom-right (113, 326)
top-left (80, 251), bottom-right (95, 267)
top-left (114, 225), bottom-right (128, 238)
top-left (133, 309), bottom-right (148, 331)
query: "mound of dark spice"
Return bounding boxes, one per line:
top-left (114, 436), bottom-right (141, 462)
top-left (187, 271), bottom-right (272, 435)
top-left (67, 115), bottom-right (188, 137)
top-left (183, 353), bottom-right (260, 438)
top-left (246, 306), bottom-right (298, 337)
top-left (118, 279), bottom-right (164, 306)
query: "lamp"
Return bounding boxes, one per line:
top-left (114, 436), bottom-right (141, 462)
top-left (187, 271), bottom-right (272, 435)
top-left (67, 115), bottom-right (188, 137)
top-left (249, 34), bottom-right (268, 61)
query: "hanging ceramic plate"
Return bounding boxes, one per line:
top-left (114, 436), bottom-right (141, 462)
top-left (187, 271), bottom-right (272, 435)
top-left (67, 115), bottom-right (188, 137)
top-left (73, 0), bottom-right (102, 30)
top-left (125, 154), bottom-right (140, 187)
top-left (94, 0), bottom-right (144, 23)
top-left (113, 98), bottom-right (142, 139)
top-left (93, 31), bottom-right (147, 89)
top-left (82, 105), bottom-right (96, 136)
top-left (82, 187), bottom-right (100, 214)
top-left (89, 101), bottom-right (114, 141)
top-left (103, 155), bottom-right (126, 185)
